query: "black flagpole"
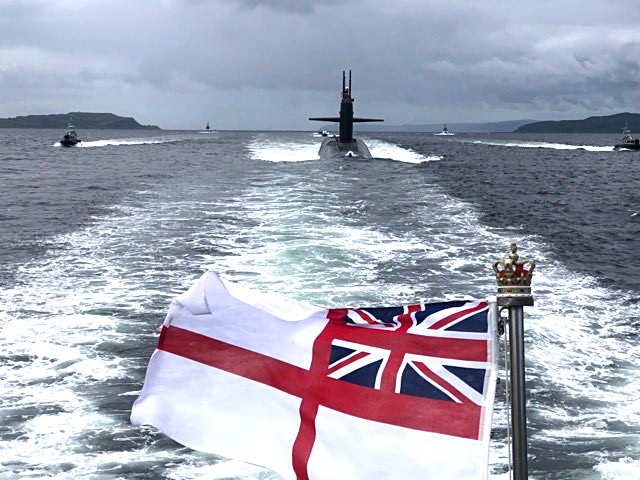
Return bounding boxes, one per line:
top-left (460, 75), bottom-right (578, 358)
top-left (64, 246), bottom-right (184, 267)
top-left (493, 243), bottom-right (536, 480)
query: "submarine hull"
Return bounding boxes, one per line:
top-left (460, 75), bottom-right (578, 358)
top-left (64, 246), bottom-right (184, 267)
top-left (318, 137), bottom-right (372, 158)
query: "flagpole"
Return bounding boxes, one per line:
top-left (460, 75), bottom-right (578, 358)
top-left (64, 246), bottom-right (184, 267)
top-left (493, 244), bottom-right (536, 480)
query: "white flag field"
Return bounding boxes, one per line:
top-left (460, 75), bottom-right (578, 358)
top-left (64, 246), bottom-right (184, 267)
top-left (131, 271), bottom-right (498, 479)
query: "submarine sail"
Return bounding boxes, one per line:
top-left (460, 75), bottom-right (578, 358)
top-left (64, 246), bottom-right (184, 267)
top-left (309, 70), bottom-right (383, 158)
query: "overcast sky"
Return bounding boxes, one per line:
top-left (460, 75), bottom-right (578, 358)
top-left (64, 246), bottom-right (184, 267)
top-left (1, 0), bottom-right (639, 130)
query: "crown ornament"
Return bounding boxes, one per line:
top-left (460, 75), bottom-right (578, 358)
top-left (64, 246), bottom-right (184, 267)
top-left (493, 243), bottom-right (536, 299)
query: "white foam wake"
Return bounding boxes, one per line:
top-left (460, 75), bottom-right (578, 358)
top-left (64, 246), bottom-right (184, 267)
top-left (248, 137), bottom-right (320, 162)
top-left (78, 138), bottom-right (168, 147)
top-left (365, 138), bottom-right (443, 163)
top-left (248, 136), bottom-right (442, 163)
top-left (471, 139), bottom-right (614, 152)
top-left (53, 137), bottom-right (181, 148)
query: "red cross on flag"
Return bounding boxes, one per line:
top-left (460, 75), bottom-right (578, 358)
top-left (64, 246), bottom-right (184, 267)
top-left (131, 271), bottom-right (497, 480)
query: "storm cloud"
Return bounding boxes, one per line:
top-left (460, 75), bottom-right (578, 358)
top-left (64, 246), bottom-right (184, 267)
top-left (1, 0), bottom-right (638, 129)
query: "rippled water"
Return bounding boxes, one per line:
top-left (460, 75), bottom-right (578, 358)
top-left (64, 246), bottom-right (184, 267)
top-left (0, 128), bottom-right (639, 479)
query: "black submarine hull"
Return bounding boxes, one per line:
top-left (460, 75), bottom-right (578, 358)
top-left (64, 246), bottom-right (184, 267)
top-left (318, 137), bottom-right (372, 158)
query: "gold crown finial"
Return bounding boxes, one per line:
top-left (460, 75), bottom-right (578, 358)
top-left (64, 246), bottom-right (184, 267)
top-left (493, 243), bottom-right (536, 298)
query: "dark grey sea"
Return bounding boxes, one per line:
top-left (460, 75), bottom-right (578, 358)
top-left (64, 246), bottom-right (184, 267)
top-left (1, 128), bottom-right (639, 479)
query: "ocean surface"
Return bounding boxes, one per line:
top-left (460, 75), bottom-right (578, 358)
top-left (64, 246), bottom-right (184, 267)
top-left (1, 128), bottom-right (639, 479)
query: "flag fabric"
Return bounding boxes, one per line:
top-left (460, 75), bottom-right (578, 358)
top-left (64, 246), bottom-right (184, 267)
top-left (131, 271), bottom-right (498, 480)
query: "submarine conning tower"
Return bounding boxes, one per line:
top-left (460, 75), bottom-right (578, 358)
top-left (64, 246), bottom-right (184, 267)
top-left (309, 70), bottom-right (383, 145)
top-left (339, 70), bottom-right (355, 142)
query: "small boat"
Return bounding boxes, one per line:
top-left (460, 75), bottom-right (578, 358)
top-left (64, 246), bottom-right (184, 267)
top-left (613, 124), bottom-right (640, 150)
top-left (60, 124), bottom-right (81, 146)
top-left (434, 124), bottom-right (454, 136)
top-left (200, 122), bottom-right (214, 133)
top-left (313, 129), bottom-right (330, 137)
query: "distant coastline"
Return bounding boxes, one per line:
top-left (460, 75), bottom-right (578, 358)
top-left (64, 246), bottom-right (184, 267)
top-left (358, 119), bottom-right (534, 133)
top-left (0, 112), bottom-right (160, 129)
top-left (515, 112), bottom-right (639, 133)
top-left (3, 111), bottom-right (636, 133)
top-left (333, 112), bottom-right (640, 134)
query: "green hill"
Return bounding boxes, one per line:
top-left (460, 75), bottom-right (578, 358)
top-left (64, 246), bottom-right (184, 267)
top-left (515, 112), bottom-right (640, 133)
top-left (0, 112), bottom-right (160, 129)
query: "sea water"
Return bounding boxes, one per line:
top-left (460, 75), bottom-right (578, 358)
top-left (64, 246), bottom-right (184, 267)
top-left (0, 128), bottom-right (639, 479)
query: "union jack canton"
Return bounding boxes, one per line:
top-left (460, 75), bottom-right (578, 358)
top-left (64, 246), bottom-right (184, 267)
top-left (324, 299), bottom-right (495, 440)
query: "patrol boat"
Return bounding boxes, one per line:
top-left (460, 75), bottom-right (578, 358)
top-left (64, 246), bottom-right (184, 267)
top-left (60, 124), bottom-right (81, 147)
top-left (309, 70), bottom-right (383, 158)
top-left (613, 124), bottom-right (640, 150)
top-left (434, 124), bottom-right (454, 136)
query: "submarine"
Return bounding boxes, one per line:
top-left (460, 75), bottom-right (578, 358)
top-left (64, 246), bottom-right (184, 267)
top-left (309, 70), bottom-right (383, 158)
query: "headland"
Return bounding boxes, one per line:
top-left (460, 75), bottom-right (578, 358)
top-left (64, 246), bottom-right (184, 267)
top-left (0, 112), bottom-right (160, 129)
top-left (515, 112), bottom-right (640, 133)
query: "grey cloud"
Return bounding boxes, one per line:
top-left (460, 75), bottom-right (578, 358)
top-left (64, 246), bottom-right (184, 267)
top-left (233, 0), bottom-right (345, 13)
top-left (1, 0), bottom-right (639, 129)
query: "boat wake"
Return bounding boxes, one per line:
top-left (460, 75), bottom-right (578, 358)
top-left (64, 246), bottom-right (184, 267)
top-left (470, 140), bottom-right (614, 152)
top-left (52, 138), bottom-right (174, 148)
top-left (248, 138), bottom-right (321, 162)
top-left (365, 138), bottom-right (442, 163)
top-left (248, 136), bottom-right (441, 164)
top-left (77, 138), bottom-right (170, 148)
top-left (2, 146), bottom-right (639, 478)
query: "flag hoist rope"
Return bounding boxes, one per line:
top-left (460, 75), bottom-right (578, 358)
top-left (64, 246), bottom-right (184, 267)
top-left (493, 243), bottom-right (536, 480)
